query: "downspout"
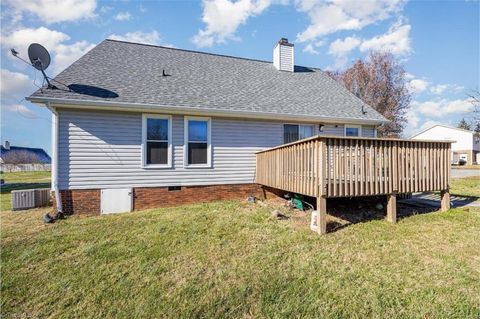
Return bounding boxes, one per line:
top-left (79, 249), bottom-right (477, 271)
top-left (45, 102), bottom-right (63, 214)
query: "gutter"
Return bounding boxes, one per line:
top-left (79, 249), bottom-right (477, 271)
top-left (45, 102), bottom-right (63, 214)
top-left (26, 96), bottom-right (390, 126)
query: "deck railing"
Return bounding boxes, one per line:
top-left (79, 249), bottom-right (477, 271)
top-left (256, 136), bottom-right (452, 198)
top-left (256, 136), bottom-right (452, 233)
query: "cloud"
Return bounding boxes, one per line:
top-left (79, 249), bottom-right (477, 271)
top-left (329, 36), bottom-right (361, 56)
top-left (108, 31), bottom-right (162, 45)
top-left (404, 97), bottom-right (475, 136)
top-left (407, 79), bottom-right (428, 93)
top-left (192, 0), bottom-right (279, 47)
top-left (115, 11), bottom-right (132, 21)
top-left (99, 5), bottom-right (112, 14)
top-left (412, 98), bottom-right (475, 117)
top-left (3, 0), bottom-right (97, 24)
top-left (296, 0), bottom-right (405, 43)
top-left (108, 31), bottom-right (175, 48)
top-left (0, 69), bottom-right (37, 118)
top-left (192, 0), bottom-right (406, 48)
top-left (108, 30), bottom-right (167, 45)
top-left (407, 119), bottom-right (444, 137)
top-left (302, 40), bottom-right (325, 55)
top-left (430, 83), bottom-right (464, 95)
top-left (2, 27), bottom-right (95, 76)
top-left (303, 43), bottom-right (319, 54)
top-left (0, 69), bottom-right (33, 101)
top-left (430, 84), bottom-right (448, 95)
top-left (53, 41), bottom-right (95, 74)
top-left (2, 27), bottom-right (69, 55)
top-left (359, 23), bottom-right (411, 55)
top-left (404, 72), bottom-right (415, 80)
top-left (328, 36), bottom-right (360, 67)
top-left (2, 104), bottom-right (37, 118)
top-left (324, 21), bottom-right (411, 68)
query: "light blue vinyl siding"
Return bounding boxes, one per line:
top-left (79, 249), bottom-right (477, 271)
top-left (317, 124), bottom-right (376, 137)
top-left (362, 126), bottom-right (376, 137)
top-left (58, 109), bottom-right (282, 189)
top-left (57, 109), bottom-right (377, 189)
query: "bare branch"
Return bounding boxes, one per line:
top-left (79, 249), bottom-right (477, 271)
top-left (328, 51), bottom-right (411, 137)
top-left (2, 150), bottom-right (41, 164)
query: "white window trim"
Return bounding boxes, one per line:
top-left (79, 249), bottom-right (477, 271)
top-left (344, 124), bottom-right (362, 137)
top-left (141, 114), bottom-right (172, 169)
top-left (184, 116), bottom-right (212, 168)
top-left (283, 123), bottom-right (316, 143)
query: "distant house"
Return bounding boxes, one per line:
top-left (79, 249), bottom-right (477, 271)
top-left (411, 124), bottom-right (480, 165)
top-left (27, 38), bottom-right (388, 215)
top-left (0, 141), bottom-right (51, 164)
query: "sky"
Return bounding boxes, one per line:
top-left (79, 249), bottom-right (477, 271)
top-left (0, 0), bottom-right (478, 155)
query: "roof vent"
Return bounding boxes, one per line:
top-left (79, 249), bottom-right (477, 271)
top-left (273, 38), bottom-right (294, 72)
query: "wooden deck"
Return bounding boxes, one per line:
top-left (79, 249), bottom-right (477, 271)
top-left (256, 135), bottom-right (453, 234)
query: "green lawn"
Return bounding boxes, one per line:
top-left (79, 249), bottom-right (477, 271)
top-left (450, 176), bottom-right (480, 197)
top-left (2, 201), bottom-right (480, 318)
top-left (1, 170), bottom-right (51, 183)
top-left (452, 164), bottom-right (480, 170)
top-left (0, 171), bottom-right (51, 211)
top-left (1, 174), bottom-right (479, 318)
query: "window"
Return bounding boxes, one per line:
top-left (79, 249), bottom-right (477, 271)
top-left (142, 114), bottom-right (172, 167)
top-left (185, 117), bottom-right (211, 167)
top-left (283, 124), bottom-right (314, 143)
top-left (345, 125), bottom-right (361, 137)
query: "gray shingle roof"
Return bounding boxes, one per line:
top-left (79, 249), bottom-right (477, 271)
top-left (28, 39), bottom-right (387, 123)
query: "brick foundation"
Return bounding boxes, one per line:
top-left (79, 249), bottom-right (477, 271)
top-left (54, 184), bottom-right (263, 215)
top-left (54, 189), bottom-right (101, 216)
top-left (133, 184), bottom-right (261, 210)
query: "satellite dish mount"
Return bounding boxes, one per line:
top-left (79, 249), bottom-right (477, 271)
top-left (10, 43), bottom-right (56, 89)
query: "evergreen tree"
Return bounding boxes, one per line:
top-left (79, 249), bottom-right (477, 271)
top-left (457, 118), bottom-right (471, 130)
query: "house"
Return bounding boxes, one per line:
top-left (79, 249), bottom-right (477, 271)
top-left (27, 38), bottom-right (388, 215)
top-left (411, 124), bottom-right (480, 165)
top-left (0, 141), bottom-right (51, 164)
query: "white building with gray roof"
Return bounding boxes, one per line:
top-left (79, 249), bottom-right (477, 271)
top-left (28, 38), bottom-right (388, 215)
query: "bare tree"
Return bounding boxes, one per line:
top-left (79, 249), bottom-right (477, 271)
top-left (2, 150), bottom-right (41, 164)
top-left (468, 89), bottom-right (480, 128)
top-left (328, 51), bottom-right (411, 137)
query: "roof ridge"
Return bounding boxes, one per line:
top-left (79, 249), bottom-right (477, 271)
top-left (410, 123), bottom-right (475, 138)
top-left (104, 38), bottom-right (321, 70)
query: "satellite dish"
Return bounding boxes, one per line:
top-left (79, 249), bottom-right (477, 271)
top-left (10, 43), bottom-right (56, 90)
top-left (28, 43), bottom-right (51, 71)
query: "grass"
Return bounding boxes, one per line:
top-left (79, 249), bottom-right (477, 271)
top-left (0, 171), bottom-right (51, 211)
top-left (450, 176), bottom-right (480, 197)
top-left (451, 165), bottom-right (480, 170)
top-left (2, 202), bottom-right (480, 318)
top-left (0, 170), bottom-right (51, 183)
top-left (1, 174), bottom-right (479, 318)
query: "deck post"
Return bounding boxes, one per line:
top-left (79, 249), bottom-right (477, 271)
top-left (386, 194), bottom-right (397, 223)
top-left (441, 190), bottom-right (450, 212)
top-left (316, 196), bottom-right (327, 235)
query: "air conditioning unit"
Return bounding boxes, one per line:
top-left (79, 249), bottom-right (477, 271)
top-left (11, 188), bottom-right (51, 211)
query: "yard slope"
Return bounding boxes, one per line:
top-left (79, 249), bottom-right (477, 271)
top-left (2, 201), bottom-right (479, 318)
